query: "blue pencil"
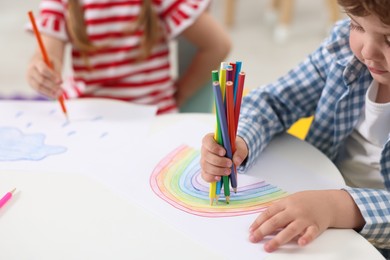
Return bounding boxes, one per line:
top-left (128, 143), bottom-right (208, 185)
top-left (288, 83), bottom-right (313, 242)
top-left (233, 61), bottom-right (242, 104)
top-left (212, 81), bottom-right (238, 191)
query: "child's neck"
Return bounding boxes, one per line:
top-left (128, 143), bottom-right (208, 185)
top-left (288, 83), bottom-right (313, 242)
top-left (376, 83), bottom-right (390, 103)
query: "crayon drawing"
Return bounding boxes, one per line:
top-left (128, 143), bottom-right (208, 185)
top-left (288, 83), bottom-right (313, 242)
top-left (150, 145), bottom-right (287, 217)
top-left (0, 127), bottom-right (66, 161)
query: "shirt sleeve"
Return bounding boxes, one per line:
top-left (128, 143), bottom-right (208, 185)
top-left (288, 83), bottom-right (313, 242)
top-left (236, 20), bottom-right (348, 173)
top-left (237, 38), bottom-right (332, 173)
top-left (344, 186), bottom-right (390, 249)
top-left (25, 0), bottom-right (68, 41)
top-left (157, 0), bottom-right (210, 40)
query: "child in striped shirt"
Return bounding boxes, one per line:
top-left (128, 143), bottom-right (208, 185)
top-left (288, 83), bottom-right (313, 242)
top-left (201, 0), bottom-right (390, 256)
top-left (26, 0), bottom-right (230, 114)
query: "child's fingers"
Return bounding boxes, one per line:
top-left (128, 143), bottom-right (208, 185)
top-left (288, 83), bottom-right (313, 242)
top-left (29, 69), bottom-right (61, 98)
top-left (201, 150), bottom-right (232, 169)
top-left (201, 171), bottom-right (222, 182)
top-left (233, 137), bottom-right (248, 166)
top-left (201, 163), bottom-right (231, 177)
top-left (35, 61), bottom-right (58, 80)
top-left (249, 204), bottom-right (284, 235)
top-left (297, 225), bottom-right (320, 246)
top-left (264, 221), bottom-right (306, 252)
top-left (200, 144), bottom-right (231, 172)
top-left (29, 75), bottom-right (55, 98)
top-left (200, 133), bottom-right (232, 182)
top-left (249, 209), bottom-right (288, 243)
top-left (201, 133), bottom-right (225, 156)
top-left (200, 154), bottom-right (231, 181)
top-left (232, 151), bottom-right (246, 167)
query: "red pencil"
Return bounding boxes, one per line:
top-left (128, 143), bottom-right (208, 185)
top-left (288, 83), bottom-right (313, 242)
top-left (28, 11), bottom-right (68, 120)
top-left (226, 81), bottom-right (237, 192)
top-left (234, 72), bottom-right (246, 133)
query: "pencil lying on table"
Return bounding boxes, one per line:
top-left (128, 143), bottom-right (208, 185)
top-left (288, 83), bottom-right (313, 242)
top-left (0, 188), bottom-right (16, 209)
top-left (28, 11), bottom-right (69, 120)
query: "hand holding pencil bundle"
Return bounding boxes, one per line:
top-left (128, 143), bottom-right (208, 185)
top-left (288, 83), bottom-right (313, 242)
top-left (208, 61), bottom-right (246, 205)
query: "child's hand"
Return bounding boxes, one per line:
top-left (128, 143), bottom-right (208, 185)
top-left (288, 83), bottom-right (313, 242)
top-left (27, 56), bottom-right (63, 99)
top-left (249, 190), bottom-right (341, 252)
top-left (200, 133), bottom-right (248, 182)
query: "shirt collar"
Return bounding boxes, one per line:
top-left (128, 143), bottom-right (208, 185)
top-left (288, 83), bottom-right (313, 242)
top-left (325, 19), bottom-right (367, 85)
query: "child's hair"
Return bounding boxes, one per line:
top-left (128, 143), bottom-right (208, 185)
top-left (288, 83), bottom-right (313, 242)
top-left (66, 0), bottom-right (160, 60)
top-left (337, 0), bottom-right (390, 25)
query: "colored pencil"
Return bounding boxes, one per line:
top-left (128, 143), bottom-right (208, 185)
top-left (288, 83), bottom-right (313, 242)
top-left (210, 62), bottom-right (245, 204)
top-left (212, 81), bottom-right (237, 192)
top-left (209, 181), bottom-right (216, 205)
top-left (233, 61), bottom-right (242, 104)
top-left (219, 66), bottom-right (232, 201)
top-left (212, 70), bottom-right (219, 82)
top-left (225, 81), bottom-right (238, 193)
top-left (230, 62), bottom-right (236, 92)
top-left (0, 188), bottom-right (16, 209)
top-left (226, 67), bottom-right (233, 83)
top-left (219, 68), bottom-right (227, 101)
top-left (234, 72), bottom-right (246, 133)
top-left (210, 70), bottom-right (222, 205)
top-left (223, 174), bottom-right (230, 203)
top-left (28, 11), bottom-right (68, 120)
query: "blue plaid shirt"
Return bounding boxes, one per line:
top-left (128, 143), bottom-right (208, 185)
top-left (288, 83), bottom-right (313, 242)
top-left (237, 19), bottom-right (390, 251)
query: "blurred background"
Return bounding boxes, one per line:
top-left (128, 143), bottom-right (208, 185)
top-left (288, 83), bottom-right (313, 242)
top-left (0, 0), bottom-right (344, 100)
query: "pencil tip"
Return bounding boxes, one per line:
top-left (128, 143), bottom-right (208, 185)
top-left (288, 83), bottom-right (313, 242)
top-left (10, 188), bottom-right (16, 194)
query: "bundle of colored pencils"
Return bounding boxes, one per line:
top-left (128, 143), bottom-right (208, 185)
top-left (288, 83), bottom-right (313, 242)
top-left (210, 61), bottom-right (246, 205)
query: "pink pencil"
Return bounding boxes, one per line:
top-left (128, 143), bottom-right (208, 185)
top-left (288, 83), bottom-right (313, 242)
top-left (0, 188), bottom-right (16, 208)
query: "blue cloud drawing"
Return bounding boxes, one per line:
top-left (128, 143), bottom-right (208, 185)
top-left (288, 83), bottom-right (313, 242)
top-left (0, 127), bottom-right (67, 161)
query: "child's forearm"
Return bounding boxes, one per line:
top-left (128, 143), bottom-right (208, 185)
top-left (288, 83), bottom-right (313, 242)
top-left (176, 12), bottom-right (231, 107)
top-left (36, 34), bottom-right (66, 73)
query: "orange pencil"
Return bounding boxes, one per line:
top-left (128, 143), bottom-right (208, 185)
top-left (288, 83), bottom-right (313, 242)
top-left (28, 11), bottom-right (68, 120)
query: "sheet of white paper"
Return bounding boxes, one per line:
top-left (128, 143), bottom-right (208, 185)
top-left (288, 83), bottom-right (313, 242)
top-left (0, 99), bottom-right (157, 193)
top-left (130, 118), bottom-right (345, 260)
top-left (134, 119), bottom-right (268, 260)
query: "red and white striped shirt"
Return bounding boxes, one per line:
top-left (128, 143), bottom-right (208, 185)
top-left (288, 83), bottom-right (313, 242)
top-left (33, 0), bottom-right (209, 114)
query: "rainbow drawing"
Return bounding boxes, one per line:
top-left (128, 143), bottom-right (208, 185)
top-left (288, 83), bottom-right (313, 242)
top-left (150, 145), bottom-right (287, 217)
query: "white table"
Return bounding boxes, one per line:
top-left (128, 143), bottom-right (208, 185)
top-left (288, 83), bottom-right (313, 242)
top-left (0, 113), bottom-right (384, 260)
top-left (150, 114), bottom-right (384, 260)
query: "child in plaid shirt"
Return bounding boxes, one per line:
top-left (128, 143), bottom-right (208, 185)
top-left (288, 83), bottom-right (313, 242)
top-left (201, 0), bottom-right (390, 256)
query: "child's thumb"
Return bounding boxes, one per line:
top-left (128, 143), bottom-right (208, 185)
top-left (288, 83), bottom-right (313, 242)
top-left (232, 138), bottom-right (248, 166)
